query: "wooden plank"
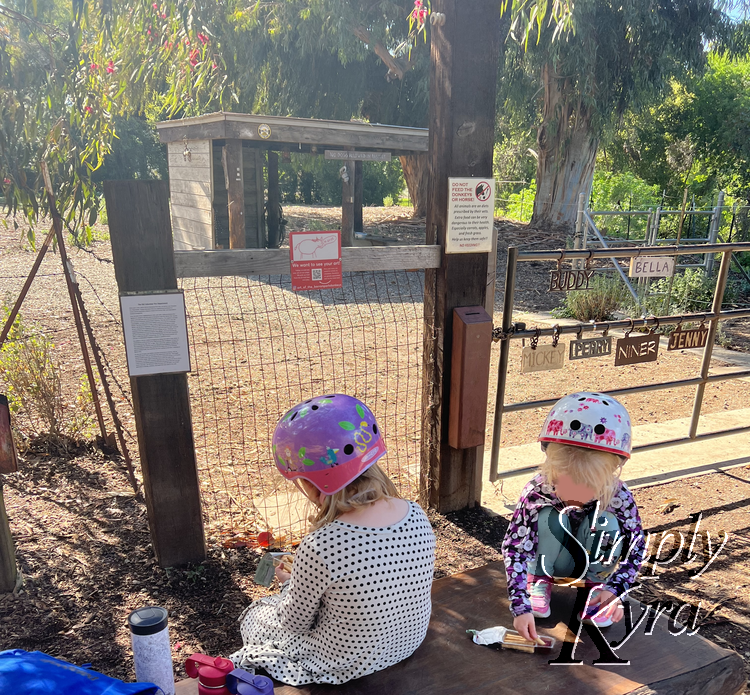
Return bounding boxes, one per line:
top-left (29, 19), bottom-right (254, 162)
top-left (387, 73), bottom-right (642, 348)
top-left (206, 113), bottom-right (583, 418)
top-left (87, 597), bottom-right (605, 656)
top-left (157, 120), bottom-right (228, 143)
top-left (174, 245), bottom-right (442, 278)
top-left (172, 224), bottom-right (212, 250)
top-left (254, 146), bottom-right (266, 247)
top-left (174, 561), bottom-right (746, 695)
top-left (421, 0), bottom-right (502, 513)
top-left (169, 179), bottom-right (212, 197)
top-left (172, 216), bottom-right (213, 241)
top-left (167, 140), bottom-right (211, 156)
top-left (341, 153), bottom-right (355, 247)
top-left (267, 151), bottom-right (281, 248)
top-left (0, 482), bottom-right (17, 591)
top-left (168, 151), bottom-right (212, 168)
top-left (171, 204), bottom-right (213, 225)
top-left (222, 139), bottom-right (245, 249)
top-left (168, 165), bottom-right (212, 182)
top-left (103, 180), bottom-right (206, 568)
top-left (170, 191), bottom-right (213, 212)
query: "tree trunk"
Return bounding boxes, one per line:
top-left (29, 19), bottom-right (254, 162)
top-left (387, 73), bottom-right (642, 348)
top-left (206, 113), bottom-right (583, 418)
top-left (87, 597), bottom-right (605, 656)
top-left (531, 63), bottom-right (599, 230)
top-left (400, 153), bottom-right (429, 218)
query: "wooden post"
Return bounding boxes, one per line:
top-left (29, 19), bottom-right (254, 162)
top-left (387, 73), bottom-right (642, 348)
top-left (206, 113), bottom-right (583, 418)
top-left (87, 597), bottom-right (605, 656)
top-left (341, 149), bottom-right (355, 246)
top-left (0, 482), bottom-right (16, 592)
top-left (420, 0), bottom-right (502, 512)
top-left (222, 140), bottom-right (245, 249)
top-left (354, 160), bottom-right (364, 235)
top-left (267, 151), bottom-right (281, 248)
top-left (104, 180), bottom-right (206, 568)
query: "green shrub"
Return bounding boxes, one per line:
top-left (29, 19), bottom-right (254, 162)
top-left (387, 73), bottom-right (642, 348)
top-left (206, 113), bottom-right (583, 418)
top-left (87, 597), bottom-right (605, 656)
top-left (552, 274), bottom-right (629, 322)
top-left (0, 311), bottom-right (95, 441)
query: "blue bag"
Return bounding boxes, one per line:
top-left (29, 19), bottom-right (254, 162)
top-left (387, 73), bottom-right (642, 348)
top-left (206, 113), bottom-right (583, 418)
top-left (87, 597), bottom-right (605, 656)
top-left (0, 649), bottom-right (162, 694)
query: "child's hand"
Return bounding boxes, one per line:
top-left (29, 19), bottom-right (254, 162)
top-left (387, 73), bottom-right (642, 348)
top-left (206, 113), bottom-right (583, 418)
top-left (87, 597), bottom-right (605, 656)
top-left (513, 613), bottom-right (538, 642)
top-left (588, 589), bottom-right (624, 623)
top-left (274, 565), bottom-right (291, 583)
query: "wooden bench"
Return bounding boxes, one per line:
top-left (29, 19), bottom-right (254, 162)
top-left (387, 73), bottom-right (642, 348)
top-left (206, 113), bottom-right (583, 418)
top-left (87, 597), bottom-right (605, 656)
top-left (176, 561), bottom-right (746, 695)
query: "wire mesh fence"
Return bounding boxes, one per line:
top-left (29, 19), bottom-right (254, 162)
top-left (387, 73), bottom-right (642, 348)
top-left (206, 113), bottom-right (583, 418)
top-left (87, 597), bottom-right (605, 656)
top-left (179, 269), bottom-right (425, 547)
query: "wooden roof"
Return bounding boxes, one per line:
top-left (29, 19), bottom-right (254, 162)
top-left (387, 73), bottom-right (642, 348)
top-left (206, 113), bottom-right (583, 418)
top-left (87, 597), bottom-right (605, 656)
top-left (156, 112), bottom-right (428, 153)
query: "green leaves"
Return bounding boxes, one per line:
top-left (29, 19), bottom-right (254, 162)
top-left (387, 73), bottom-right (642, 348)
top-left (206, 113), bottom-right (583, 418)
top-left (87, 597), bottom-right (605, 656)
top-left (338, 421), bottom-right (355, 431)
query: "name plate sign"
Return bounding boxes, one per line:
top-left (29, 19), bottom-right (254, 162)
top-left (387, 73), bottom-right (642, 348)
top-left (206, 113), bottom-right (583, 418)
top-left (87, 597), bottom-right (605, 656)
top-left (549, 269), bottom-right (595, 292)
top-left (667, 326), bottom-right (709, 351)
top-left (614, 333), bottom-right (660, 366)
top-left (629, 256), bottom-right (675, 278)
top-left (569, 336), bottom-right (612, 360)
top-left (324, 150), bottom-right (392, 162)
top-left (521, 344), bottom-right (565, 373)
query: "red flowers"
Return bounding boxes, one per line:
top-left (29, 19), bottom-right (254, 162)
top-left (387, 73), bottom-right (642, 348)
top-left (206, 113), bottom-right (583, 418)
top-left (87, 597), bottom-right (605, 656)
top-left (84, 105), bottom-right (92, 114)
top-left (89, 63), bottom-right (99, 71)
top-left (106, 60), bottom-right (115, 74)
top-left (188, 48), bottom-right (200, 66)
top-left (411, 0), bottom-right (428, 24)
top-left (197, 32), bottom-right (209, 45)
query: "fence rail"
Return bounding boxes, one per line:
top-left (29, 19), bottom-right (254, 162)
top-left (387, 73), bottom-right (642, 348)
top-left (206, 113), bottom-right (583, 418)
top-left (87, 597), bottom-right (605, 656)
top-left (489, 242), bottom-right (750, 482)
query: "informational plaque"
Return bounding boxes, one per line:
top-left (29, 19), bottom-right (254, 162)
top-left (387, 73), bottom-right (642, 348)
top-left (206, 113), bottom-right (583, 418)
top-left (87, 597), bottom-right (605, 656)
top-left (446, 178), bottom-right (495, 254)
top-left (120, 292), bottom-right (191, 377)
top-left (324, 150), bottom-right (391, 161)
top-left (289, 230), bottom-right (343, 291)
top-left (629, 256), bottom-right (675, 278)
top-left (520, 344), bottom-right (565, 373)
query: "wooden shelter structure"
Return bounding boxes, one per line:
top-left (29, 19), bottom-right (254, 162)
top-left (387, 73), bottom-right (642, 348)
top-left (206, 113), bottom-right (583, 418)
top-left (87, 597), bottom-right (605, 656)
top-left (155, 112), bottom-right (428, 251)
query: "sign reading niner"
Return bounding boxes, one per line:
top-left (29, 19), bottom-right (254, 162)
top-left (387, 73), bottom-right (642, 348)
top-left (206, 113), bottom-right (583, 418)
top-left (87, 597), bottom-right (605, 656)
top-left (614, 332), bottom-right (660, 366)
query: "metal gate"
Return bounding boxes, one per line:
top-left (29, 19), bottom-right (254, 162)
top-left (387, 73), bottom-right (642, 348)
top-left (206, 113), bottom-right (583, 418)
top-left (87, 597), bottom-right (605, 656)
top-left (489, 241), bottom-right (750, 482)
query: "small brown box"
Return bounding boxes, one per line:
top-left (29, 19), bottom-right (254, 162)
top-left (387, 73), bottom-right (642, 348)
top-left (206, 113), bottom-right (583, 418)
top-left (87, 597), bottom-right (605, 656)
top-left (449, 306), bottom-right (493, 449)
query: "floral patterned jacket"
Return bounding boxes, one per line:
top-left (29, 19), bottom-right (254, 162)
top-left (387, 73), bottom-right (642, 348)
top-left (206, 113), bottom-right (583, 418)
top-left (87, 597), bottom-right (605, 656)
top-left (501, 473), bottom-right (647, 617)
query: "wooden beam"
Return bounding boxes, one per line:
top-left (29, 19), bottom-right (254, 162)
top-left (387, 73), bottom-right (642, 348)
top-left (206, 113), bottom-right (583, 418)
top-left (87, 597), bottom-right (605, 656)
top-left (267, 151), bottom-right (281, 248)
top-left (174, 245), bottom-right (442, 278)
top-left (103, 180), bottom-right (206, 568)
top-left (354, 160), bottom-right (364, 235)
top-left (0, 482), bottom-right (16, 592)
top-left (222, 140), bottom-right (245, 249)
top-left (420, 0), bottom-right (502, 513)
top-left (341, 156), bottom-right (355, 247)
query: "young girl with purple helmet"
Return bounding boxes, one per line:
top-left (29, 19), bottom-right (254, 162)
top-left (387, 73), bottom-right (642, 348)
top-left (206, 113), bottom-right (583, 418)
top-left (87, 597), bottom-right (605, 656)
top-left (230, 394), bottom-right (435, 686)
top-left (502, 392), bottom-right (647, 642)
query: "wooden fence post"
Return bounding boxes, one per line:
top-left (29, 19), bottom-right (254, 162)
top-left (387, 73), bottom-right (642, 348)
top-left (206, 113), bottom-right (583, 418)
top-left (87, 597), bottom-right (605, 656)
top-left (104, 180), bottom-right (206, 567)
top-left (223, 140), bottom-right (246, 249)
top-left (354, 160), bottom-right (364, 235)
top-left (267, 151), bottom-right (281, 248)
top-left (421, 0), bottom-right (502, 512)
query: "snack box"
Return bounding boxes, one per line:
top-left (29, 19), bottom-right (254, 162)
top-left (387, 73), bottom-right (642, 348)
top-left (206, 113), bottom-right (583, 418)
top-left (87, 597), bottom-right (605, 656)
top-left (500, 630), bottom-right (556, 653)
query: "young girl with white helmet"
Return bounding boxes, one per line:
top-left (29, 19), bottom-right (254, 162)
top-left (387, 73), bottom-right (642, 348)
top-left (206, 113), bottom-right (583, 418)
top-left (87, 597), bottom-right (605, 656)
top-left (230, 394), bottom-right (435, 686)
top-left (502, 392), bottom-right (646, 642)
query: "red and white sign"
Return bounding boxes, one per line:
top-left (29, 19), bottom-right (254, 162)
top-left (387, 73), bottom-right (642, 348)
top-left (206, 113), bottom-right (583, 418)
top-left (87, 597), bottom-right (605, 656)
top-left (289, 231), bottom-right (343, 291)
top-left (446, 177), bottom-right (495, 254)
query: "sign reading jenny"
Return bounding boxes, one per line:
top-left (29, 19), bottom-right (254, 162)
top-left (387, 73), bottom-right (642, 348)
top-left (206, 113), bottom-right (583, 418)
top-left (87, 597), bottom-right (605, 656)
top-left (446, 178), bottom-right (495, 254)
top-left (120, 291), bottom-right (191, 377)
top-left (614, 332), bottom-right (660, 366)
top-left (289, 230), bottom-right (343, 291)
top-left (569, 336), bottom-right (612, 360)
top-left (667, 325), bottom-right (709, 351)
top-left (629, 256), bottom-right (675, 278)
top-left (521, 344), bottom-right (565, 373)
top-left (324, 150), bottom-right (391, 162)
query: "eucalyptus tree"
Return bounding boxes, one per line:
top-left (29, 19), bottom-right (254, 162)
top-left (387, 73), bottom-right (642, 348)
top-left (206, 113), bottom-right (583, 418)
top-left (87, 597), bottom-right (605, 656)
top-left (507, 0), bottom-right (733, 228)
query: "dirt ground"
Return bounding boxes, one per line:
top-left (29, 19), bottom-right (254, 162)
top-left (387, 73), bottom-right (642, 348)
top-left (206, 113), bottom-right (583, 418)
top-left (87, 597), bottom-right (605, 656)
top-left (0, 205), bottom-right (748, 690)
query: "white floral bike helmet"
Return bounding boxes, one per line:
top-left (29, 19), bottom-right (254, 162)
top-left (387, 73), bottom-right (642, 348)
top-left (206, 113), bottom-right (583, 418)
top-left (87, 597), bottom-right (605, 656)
top-left (539, 391), bottom-right (632, 459)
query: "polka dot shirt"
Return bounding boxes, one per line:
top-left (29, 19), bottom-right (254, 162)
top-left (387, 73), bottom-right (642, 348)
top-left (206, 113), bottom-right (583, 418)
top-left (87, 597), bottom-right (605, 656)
top-left (230, 500), bottom-right (436, 685)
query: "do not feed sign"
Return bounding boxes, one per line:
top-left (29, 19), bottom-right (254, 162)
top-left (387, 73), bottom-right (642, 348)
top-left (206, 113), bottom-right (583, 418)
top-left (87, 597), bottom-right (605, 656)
top-left (446, 178), bottom-right (495, 254)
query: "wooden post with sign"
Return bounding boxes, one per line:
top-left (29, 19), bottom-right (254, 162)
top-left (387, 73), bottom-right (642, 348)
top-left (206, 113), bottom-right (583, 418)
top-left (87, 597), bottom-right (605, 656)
top-left (267, 151), bottom-right (281, 248)
top-left (222, 140), bottom-right (245, 249)
top-left (104, 180), bottom-right (206, 568)
top-left (421, 0), bottom-right (502, 512)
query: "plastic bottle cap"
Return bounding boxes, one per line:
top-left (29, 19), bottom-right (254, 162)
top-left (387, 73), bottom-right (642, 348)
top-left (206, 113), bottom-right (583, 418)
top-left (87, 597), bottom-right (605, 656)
top-left (128, 606), bottom-right (169, 635)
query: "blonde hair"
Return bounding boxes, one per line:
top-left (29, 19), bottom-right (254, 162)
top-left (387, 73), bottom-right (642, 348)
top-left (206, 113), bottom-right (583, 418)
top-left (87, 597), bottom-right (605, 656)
top-left (306, 463), bottom-right (399, 531)
top-left (541, 443), bottom-right (623, 509)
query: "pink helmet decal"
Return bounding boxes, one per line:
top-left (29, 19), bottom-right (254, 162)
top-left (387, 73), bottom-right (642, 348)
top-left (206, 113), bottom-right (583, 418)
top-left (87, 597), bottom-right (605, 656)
top-left (272, 394), bottom-right (386, 494)
top-left (539, 392), bottom-right (632, 459)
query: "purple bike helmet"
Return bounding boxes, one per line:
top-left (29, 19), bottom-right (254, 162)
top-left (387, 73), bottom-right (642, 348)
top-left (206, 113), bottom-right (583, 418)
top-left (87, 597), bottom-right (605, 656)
top-left (272, 394), bottom-right (386, 494)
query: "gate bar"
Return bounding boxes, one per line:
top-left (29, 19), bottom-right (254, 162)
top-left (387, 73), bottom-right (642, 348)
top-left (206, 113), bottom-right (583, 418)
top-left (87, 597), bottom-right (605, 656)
top-left (489, 247), bottom-right (518, 482)
top-left (516, 241), bottom-right (750, 261)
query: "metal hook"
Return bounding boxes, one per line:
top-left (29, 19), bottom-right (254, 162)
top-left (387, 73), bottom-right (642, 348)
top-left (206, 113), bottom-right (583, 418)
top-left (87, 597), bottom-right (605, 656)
top-left (531, 327), bottom-right (541, 350)
top-left (576, 324), bottom-right (584, 340)
top-left (552, 324), bottom-right (561, 347)
top-left (586, 248), bottom-right (594, 270)
top-left (602, 324), bottom-right (609, 338)
top-left (625, 318), bottom-right (634, 337)
top-left (650, 316), bottom-right (660, 333)
top-left (557, 249), bottom-right (566, 272)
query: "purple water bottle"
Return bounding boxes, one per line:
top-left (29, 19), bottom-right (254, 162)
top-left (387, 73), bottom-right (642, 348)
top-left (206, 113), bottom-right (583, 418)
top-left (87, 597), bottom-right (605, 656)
top-left (226, 668), bottom-right (274, 695)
